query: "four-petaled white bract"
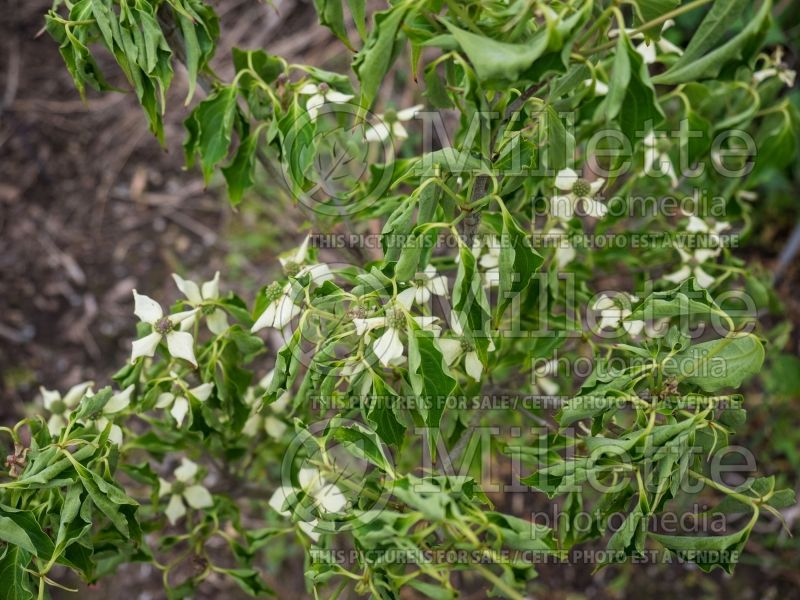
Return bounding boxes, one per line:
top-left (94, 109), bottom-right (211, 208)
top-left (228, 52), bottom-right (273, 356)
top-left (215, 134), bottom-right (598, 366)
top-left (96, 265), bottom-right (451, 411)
top-left (158, 458), bottom-right (214, 525)
top-left (172, 271), bottom-right (228, 335)
top-left (131, 290), bottom-right (198, 367)
top-left (552, 168), bottom-right (607, 219)
top-left (268, 467), bottom-right (347, 542)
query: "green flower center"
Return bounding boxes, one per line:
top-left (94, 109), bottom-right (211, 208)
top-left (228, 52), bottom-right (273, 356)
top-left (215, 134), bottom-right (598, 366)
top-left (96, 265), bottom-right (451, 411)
top-left (318, 82), bottom-right (329, 94)
top-left (154, 317), bottom-right (174, 335)
top-left (572, 178), bottom-right (591, 198)
top-left (284, 261), bottom-right (302, 277)
top-left (50, 400), bottom-right (67, 415)
top-left (414, 275), bottom-right (427, 287)
top-left (460, 338), bottom-right (474, 353)
top-left (384, 108), bottom-right (398, 123)
top-left (171, 481), bottom-right (187, 495)
top-left (656, 138), bottom-right (672, 153)
top-left (265, 282), bottom-right (284, 304)
top-left (385, 308), bottom-right (405, 329)
top-left (347, 306), bottom-right (367, 320)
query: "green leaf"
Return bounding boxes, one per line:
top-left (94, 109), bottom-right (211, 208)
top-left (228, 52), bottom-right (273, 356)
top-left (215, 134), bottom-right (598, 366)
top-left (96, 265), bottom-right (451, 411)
top-left (649, 522), bottom-right (753, 573)
top-left (353, 6), bottom-right (411, 109)
top-left (314, 0), bottom-right (353, 50)
top-left (368, 375), bottom-right (406, 447)
top-left (653, 0), bottom-right (772, 85)
top-left (605, 29), bottom-right (663, 140)
top-left (440, 19), bottom-right (552, 84)
top-left (232, 47), bottom-right (284, 86)
top-left (406, 329), bottom-right (457, 431)
top-left (497, 204), bottom-right (543, 315)
top-left (452, 244), bottom-right (491, 362)
top-left (664, 333), bottom-right (765, 392)
top-left (0, 506), bottom-right (54, 559)
top-left (631, 0), bottom-right (679, 26)
top-left (184, 86), bottom-right (239, 183)
top-left (327, 418), bottom-right (394, 475)
top-left (222, 130), bottom-right (260, 206)
top-left (0, 546), bottom-right (34, 600)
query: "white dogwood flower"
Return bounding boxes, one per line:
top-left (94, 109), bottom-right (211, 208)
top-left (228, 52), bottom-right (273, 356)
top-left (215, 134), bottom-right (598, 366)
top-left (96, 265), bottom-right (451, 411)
top-left (437, 312), bottom-right (484, 380)
top-left (268, 467), bottom-right (347, 542)
top-left (643, 131), bottom-right (679, 187)
top-left (552, 168), bottom-right (607, 219)
top-left (593, 294), bottom-right (645, 336)
top-left (397, 264), bottom-right (448, 306)
top-left (158, 458), bottom-right (214, 525)
top-left (251, 282), bottom-right (302, 333)
top-left (172, 272), bottom-right (228, 335)
top-left (156, 382), bottom-right (214, 427)
top-left (664, 216), bottom-right (730, 288)
top-left (352, 299), bottom-right (439, 367)
top-left (130, 291), bottom-right (198, 367)
top-left (365, 104), bottom-right (424, 142)
top-left (299, 82), bottom-right (354, 120)
top-left (40, 381), bottom-right (94, 437)
top-left (753, 47), bottom-right (796, 87)
top-left (279, 235), bottom-right (334, 284)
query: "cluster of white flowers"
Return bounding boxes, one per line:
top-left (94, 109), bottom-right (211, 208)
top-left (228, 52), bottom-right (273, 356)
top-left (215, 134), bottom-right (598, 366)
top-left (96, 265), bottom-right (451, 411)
top-left (268, 467), bottom-right (346, 542)
top-left (664, 215), bottom-right (730, 288)
top-left (158, 458), bottom-right (214, 525)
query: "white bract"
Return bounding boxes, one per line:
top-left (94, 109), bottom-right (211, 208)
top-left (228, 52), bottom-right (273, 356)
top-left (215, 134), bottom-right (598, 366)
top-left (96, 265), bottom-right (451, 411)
top-left (611, 21), bottom-right (683, 64)
top-left (268, 467), bottom-right (347, 542)
top-left (437, 312), bottom-right (485, 380)
top-left (279, 234), bottom-right (334, 284)
top-left (251, 282), bottom-right (302, 332)
top-left (753, 47), bottom-right (796, 87)
top-left (299, 82), bottom-right (353, 120)
top-left (643, 131), bottom-right (679, 187)
top-left (156, 381), bottom-right (214, 427)
top-left (471, 235), bottom-right (501, 287)
top-left (397, 264), bottom-right (448, 306)
top-left (130, 291), bottom-right (198, 367)
top-left (40, 381), bottom-right (94, 437)
top-left (548, 227), bottom-right (576, 269)
top-left (552, 168), bottom-right (607, 219)
top-left (158, 458), bottom-right (214, 525)
top-left (532, 359), bottom-right (560, 396)
top-left (582, 78), bottom-right (608, 96)
top-left (593, 293), bottom-right (645, 336)
top-left (364, 104), bottom-right (423, 142)
top-left (664, 216), bottom-right (730, 289)
top-left (172, 271), bottom-right (228, 335)
top-left (352, 299), bottom-right (439, 367)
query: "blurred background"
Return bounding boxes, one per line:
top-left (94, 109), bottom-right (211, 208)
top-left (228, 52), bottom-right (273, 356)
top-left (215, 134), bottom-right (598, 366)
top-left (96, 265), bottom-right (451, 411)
top-left (1, 0), bottom-right (799, 598)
